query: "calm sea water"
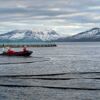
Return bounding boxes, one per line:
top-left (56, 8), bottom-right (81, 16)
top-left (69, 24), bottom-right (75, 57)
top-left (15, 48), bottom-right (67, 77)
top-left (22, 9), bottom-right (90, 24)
top-left (0, 42), bottom-right (100, 100)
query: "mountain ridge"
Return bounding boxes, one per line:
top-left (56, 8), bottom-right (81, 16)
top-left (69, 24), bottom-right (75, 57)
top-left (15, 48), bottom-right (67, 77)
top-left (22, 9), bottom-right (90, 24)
top-left (55, 27), bottom-right (100, 42)
top-left (0, 28), bottom-right (100, 42)
top-left (0, 29), bottom-right (60, 42)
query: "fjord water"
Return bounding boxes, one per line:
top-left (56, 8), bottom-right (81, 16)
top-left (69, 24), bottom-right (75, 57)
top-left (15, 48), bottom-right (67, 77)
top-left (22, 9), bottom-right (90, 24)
top-left (0, 42), bottom-right (100, 100)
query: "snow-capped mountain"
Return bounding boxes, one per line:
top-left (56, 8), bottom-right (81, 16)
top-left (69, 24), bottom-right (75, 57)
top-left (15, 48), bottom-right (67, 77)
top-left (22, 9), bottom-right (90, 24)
top-left (1, 27), bottom-right (100, 42)
top-left (56, 27), bottom-right (100, 42)
top-left (0, 29), bottom-right (60, 42)
top-left (72, 28), bottom-right (100, 40)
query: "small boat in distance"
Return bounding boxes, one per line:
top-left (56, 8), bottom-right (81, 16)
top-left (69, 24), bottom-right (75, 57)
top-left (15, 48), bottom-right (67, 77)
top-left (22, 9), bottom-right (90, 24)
top-left (0, 45), bottom-right (33, 57)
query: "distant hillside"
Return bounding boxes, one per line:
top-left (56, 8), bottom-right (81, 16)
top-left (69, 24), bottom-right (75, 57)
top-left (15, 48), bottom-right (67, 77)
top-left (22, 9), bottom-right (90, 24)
top-left (55, 28), bottom-right (100, 42)
top-left (0, 29), bottom-right (61, 42)
top-left (1, 28), bottom-right (100, 42)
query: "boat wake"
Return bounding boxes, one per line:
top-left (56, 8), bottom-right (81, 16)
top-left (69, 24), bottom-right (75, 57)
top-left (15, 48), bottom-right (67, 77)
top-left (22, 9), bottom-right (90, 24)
top-left (0, 84), bottom-right (99, 90)
top-left (0, 59), bottom-right (49, 65)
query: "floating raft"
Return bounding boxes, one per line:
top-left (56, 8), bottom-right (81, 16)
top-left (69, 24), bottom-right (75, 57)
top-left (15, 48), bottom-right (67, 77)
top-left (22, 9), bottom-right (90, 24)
top-left (0, 44), bottom-right (57, 48)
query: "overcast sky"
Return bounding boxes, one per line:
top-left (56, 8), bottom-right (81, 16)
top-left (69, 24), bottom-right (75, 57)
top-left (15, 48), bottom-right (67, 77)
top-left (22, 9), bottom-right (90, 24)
top-left (0, 0), bottom-right (100, 35)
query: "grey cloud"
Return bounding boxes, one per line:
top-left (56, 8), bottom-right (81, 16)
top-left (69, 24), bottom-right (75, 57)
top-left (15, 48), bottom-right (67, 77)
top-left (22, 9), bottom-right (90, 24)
top-left (0, 0), bottom-right (99, 35)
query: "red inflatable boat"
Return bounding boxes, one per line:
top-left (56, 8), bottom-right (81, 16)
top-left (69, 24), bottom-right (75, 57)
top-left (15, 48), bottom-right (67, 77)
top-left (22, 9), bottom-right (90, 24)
top-left (0, 50), bottom-right (33, 57)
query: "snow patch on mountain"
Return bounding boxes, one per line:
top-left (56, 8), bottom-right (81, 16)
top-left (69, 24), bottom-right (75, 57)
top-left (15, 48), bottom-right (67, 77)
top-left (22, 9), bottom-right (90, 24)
top-left (10, 32), bottom-right (25, 40)
top-left (32, 30), bottom-right (59, 41)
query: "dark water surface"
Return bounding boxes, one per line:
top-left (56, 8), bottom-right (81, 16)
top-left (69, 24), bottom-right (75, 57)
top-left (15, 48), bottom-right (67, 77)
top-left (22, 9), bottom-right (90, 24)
top-left (0, 42), bottom-right (100, 100)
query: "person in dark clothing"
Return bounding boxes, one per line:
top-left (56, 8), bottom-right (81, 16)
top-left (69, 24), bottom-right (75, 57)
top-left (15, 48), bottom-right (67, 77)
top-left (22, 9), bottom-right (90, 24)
top-left (23, 46), bottom-right (27, 52)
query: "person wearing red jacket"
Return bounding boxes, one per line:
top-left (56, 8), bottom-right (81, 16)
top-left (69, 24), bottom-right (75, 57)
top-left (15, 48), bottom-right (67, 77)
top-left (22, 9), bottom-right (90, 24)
top-left (7, 47), bottom-right (15, 55)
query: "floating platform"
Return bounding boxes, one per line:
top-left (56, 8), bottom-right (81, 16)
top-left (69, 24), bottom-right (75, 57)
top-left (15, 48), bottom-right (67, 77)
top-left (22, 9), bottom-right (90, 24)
top-left (0, 43), bottom-right (57, 48)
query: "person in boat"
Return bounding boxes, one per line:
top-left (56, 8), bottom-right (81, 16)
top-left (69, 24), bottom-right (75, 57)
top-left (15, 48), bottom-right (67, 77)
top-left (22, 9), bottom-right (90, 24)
top-left (23, 46), bottom-right (27, 52)
top-left (7, 47), bottom-right (15, 55)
